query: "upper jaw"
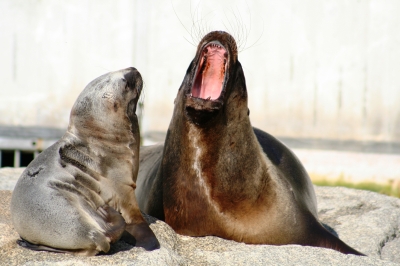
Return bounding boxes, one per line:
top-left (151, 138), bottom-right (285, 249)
top-left (184, 40), bottom-right (230, 125)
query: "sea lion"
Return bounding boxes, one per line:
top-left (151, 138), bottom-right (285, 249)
top-left (136, 31), bottom-right (363, 255)
top-left (10, 67), bottom-right (160, 255)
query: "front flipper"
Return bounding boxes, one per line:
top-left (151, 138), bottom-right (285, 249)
top-left (122, 222), bottom-right (160, 251)
top-left (96, 205), bottom-right (126, 243)
top-left (17, 238), bottom-right (100, 256)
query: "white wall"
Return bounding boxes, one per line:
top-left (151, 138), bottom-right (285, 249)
top-left (1, 0), bottom-right (400, 142)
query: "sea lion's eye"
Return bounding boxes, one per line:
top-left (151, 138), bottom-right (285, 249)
top-left (121, 78), bottom-right (128, 89)
top-left (121, 78), bottom-right (129, 90)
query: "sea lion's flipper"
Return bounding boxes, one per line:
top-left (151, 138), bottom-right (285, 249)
top-left (16, 239), bottom-right (99, 256)
top-left (17, 238), bottom-right (68, 253)
top-left (120, 230), bottom-right (136, 245)
top-left (319, 234), bottom-right (365, 255)
top-left (96, 205), bottom-right (126, 243)
top-left (313, 223), bottom-right (365, 255)
top-left (124, 222), bottom-right (160, 251)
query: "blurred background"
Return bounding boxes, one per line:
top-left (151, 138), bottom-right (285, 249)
top-left (0, 0), bottom-right (399, 195)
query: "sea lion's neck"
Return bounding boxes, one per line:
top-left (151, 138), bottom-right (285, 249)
top-left (161, 96), bottom-right (276, 236)
top-left (163, 93), bottom-right (274, 211)
top-left (63, 120), bottom-right (139, 182)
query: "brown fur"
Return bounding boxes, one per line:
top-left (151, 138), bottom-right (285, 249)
top-left (136, 32), bottom-right (363, 255)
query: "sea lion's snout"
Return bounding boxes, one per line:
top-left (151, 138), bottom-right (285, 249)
top-left (123, 67), bottom-right (143, 96)
top-left (120, 67), bottom-right (143, 121)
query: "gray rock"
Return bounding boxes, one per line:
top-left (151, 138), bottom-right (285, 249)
top-left (317, 186), bottom-right (400, 259)
top-left (1, 169), bottom-right (400, 265)
top-left (382, 237), bottom-right (400, 263)
top-left (0, 168), bottom-right (25, 190)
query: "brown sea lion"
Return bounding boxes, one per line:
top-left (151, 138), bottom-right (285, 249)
top-left (136, 31), bottom-right (363, 255)
top-left (10, 67), bottom-right (159, 255)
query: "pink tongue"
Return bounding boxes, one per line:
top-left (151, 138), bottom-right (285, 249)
top-left (192, 45), bottom-right (226, 100)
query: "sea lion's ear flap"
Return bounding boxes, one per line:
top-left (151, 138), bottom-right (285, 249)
top-left (248, 108), bottom-right (250, 116)
top-left (102, 92), bottom-right (114, 100)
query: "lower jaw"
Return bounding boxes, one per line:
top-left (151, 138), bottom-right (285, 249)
top-left (184, 96), bottom-right (223, 126)
top-left (185, 95), bottom-right (222, 109)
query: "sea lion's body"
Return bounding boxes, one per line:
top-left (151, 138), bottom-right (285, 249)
top-left (11, 67), bottom-right (159, 255)
top-left (136, 31), bottom-right (363, 255)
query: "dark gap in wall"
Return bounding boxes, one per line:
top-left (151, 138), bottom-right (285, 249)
top-left (20, 151), bottom-right (34, 167)
top-left (1, 151), bottom-right (14, 167)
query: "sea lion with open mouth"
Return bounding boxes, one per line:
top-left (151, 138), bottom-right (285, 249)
top-left (136, 31), bottom-right (363, 255)
top-left (11, 67), bottom-right (160, 255)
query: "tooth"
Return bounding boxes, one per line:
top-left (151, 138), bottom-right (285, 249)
top-left (207, 96), bottom-right (211, 100)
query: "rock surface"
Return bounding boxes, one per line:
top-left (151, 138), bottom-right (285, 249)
top-left (0, 168), bottom-right (24, 190)
top-left (1, 169), bottom-right (400, 265)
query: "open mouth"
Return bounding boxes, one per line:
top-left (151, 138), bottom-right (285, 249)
top-left (185, 40), bottom-right (229, 125)
top-left (191, 41), bottom-right (228, 101)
